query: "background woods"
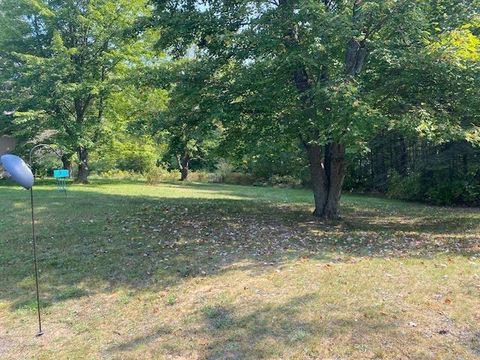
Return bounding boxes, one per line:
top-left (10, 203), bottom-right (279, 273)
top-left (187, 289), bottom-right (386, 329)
top-left (0, 0), bottom-right (479, 213)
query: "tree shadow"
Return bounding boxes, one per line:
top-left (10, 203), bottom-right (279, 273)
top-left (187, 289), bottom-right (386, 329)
top-left (104, 293), bottom-right (403, 359)
top-left (106, 325), bottom-right (174, 353)
top-left (0, 182), bottom-right (478, 311)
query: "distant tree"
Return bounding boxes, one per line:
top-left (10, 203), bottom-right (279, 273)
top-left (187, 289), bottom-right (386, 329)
top-left (0, 0), bottom-right (150, 182)
top-left (89, 84), bottom-right (169, 174)
top-left (152, 0), bottom-right (479, 218)
top-left (153, 60), bottom-right (222, 181)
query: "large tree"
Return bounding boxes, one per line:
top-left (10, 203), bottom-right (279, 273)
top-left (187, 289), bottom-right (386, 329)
top-left (155, 60), bottom-right (222, 181)
top-left (0, 0), bottom-right (150, 182)
top-left (152, 0), bottom-right (479, 218)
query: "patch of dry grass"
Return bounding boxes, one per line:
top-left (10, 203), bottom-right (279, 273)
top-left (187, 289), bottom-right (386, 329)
top-left (0, 180), bottom-right (478, 359)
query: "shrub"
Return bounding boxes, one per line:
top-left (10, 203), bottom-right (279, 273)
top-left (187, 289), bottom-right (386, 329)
top-left (215, 159), bottom-right (235, 182)
top-left (90, 137), bottom-right (160, 174)
top-left (425, 180), bottom-right (480, 206)
top-left (224, 172), bottom-right (254, 185)
top-left (387, 171), bottom-right (424, 201)
top-left (97, 169), bottom-right (142, 180)
top-left (462, 182), bottom-right (480, 206)
top-left (145, 167), bottom-right (180, 184)
top-left (188, 171), bottom-right (212, 182)
top-left (387, 170), bottom-right (480, 206)
top-left (208, 173), bottom-right (223, 183)
top-left (116, 151), bottom-right (155, 174)
top-left (269, 174), bottom-right (302, 188)
top-left (426, 181), bottom-right (465, 205)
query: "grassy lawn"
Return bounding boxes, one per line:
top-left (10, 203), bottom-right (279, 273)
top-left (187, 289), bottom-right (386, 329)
top-left (0, 180), bottom-right (479, 359)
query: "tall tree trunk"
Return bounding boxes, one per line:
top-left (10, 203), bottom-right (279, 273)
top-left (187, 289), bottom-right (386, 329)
top-left (178, 152), bottom-right (190, 181)
top-left (373, 134), bottom-right (387, 192)
top-left (76, 147), bottom-right (89, 183)
top-left (397, 135), bottom-right (408, 176)
top-left (306, 142), bottom-right (346, 219)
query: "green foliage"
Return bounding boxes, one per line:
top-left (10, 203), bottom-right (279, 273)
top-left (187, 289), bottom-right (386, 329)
top-left (91, 137), bottom-right (160, 174)
top-left (116, 148), bottom-right (156, 174)
top-left (1, 0), bottom-right (478, 208)
top-left (223, 173), bottom-right (255, 186)
top-left (96, 169), bottom-right (141, 180)
top-left (0, 0), bottom-right (155, 180)
top-left (145, 167), bottom-right (181, 184)
top-left (214, 159), bottom-right (235, 182)
top-left (387, 171), bottom-right (424, 202)
top-left (387, 170), bottom-right (480, 206)
top-left (151, 0), bottom-right (480, 214)
top-left (152, 0), bottom-right (479, 146)
top-left (426, 181), bottom-right (468, 206)
top-left (348, 133), bottom-right (480, 206)
top-left (166, 294), bottom-right (177, 306)
top-left (246, 153), bottom-right (307, 184)
top-left (88, 83), bottom-right (169, 174)
top-left (143, 59), bottom-right (223, 176)
top-left (30, 153), bottom-right (64, 178)
top-left (269, 175), bottom-right (302, 189)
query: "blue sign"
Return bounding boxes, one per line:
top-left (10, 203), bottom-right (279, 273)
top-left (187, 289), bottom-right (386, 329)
top-left (53, 169), bottom-right (70, 178)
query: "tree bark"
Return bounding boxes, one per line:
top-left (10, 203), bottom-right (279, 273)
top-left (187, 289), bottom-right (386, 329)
top-left (178, 152), bottom-right (190, 181)
top-left (397, 135), bottom-right (408, 176)
top-left (307, 144), bottom-right (328, 217)
top-left (323, 143), bottom-right (346, 218)
top-left (76, 147), bottom-right (89, 183)
top-left (61, 153), bottom-right (72, 172)
top-left (306, 142), bottom-right (346, 219)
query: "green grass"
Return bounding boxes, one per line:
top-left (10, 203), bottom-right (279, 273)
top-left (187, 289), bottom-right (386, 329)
top-left (0, 179), bottom-right (479, 359)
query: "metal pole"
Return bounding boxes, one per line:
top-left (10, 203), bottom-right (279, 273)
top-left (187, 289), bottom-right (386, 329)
top-left (30, 187), bottom-right (43, 336)
top-left (27, 143), bottom-right (64, 337)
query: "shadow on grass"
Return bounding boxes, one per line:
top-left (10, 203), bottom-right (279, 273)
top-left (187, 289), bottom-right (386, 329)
top-left (0, 181), bottom-right (478, 311)
top-left (105, 293), bottom-right (400, 359)
top-left (106, 326), bottom-right (174, 353)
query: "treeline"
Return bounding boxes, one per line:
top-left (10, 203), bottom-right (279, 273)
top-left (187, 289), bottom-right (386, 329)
top-left (92, 136), bottom-right (480, 207)
top-left (1, 0), bottom-right (479, 217)
top-left (347, 135), bottom-right (480, 206)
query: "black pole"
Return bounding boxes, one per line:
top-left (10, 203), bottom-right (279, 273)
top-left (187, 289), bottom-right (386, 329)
top-left (30, 187), bottom-right (43, 336)
top-left (27, 143), bottom-right (64, 337)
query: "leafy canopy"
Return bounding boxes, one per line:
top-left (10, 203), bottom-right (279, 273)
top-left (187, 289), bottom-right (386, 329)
top-left (0, 0), bottom-right (152, 156)
top-left (152, 0), bottom-right (480, 149)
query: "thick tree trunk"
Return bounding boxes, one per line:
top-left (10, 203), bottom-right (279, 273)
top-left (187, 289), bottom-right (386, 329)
top-left (307, 144), bottom-right (328, 217)
top-left (76, 147), bottom-right (89, 183)
top-left (61, 154), bottom-right (72, 171)
top-left (323, 143), bottom-right (346, 218)
top-left (178, 153), bottom-right (190, 181)
top-left (306, 142), bottom-right (346, 219)
top-left (180, 165), bottom-right (189, 181)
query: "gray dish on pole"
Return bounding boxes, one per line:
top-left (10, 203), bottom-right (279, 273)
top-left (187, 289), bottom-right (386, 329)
top-left (0, 154), bottom-right (34, 189)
